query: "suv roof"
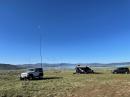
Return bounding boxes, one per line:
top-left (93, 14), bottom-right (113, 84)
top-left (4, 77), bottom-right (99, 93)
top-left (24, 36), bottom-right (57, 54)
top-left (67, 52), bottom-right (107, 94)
top-left (27, 68), bottom-right (43, 71)
top-left (76, 66), bottom-right (92, 70)
top-left (117, 67), bottom-right (129, 69)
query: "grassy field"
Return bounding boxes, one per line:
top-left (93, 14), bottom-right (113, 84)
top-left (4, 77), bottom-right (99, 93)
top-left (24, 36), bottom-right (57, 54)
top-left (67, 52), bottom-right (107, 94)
top-left (1, 69), bottom-right (130, 97)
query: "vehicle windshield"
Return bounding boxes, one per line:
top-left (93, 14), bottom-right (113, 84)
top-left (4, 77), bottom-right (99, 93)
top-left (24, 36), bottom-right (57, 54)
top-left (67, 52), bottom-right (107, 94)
top-left (27, 69), bottom-right (35, 71)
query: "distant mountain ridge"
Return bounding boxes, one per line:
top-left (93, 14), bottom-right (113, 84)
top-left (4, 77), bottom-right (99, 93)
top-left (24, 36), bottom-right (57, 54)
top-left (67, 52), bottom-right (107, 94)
top-left (1, 62), bottom-right (130, 70)
top-left (80, 62), bottom-right (130, 67)
top-left (0, 63), bottom-right (23, 70)
top-left (19, 63), bottom-right (75, 70)
top-left (19, 62), bottom-right (130, 70)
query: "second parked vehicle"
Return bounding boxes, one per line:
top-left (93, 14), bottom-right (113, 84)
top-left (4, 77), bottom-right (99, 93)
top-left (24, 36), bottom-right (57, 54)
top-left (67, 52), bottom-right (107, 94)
top-left (112, 67), bottom-right (129, 74)
top-left (75, 65), bottom-right (94, 74)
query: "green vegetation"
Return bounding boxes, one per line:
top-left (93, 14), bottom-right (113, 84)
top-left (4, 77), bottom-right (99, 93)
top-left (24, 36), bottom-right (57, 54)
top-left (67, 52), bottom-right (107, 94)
top-left (0, 69), bottom-right (130, 97)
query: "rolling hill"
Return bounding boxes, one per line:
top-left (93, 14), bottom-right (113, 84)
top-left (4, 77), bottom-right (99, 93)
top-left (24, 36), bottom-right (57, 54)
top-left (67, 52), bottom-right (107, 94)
top-left (1, 62), bottom-right (130, 70)
top-left (0, 63), bottom-right (23, 70)
top-left (19, 62), bottom-right (130, 70)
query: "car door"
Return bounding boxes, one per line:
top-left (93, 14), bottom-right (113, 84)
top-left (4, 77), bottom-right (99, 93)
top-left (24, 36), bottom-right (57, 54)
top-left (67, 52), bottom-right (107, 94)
top-left (120, 68), bottom-right (125, 73)
top-left (34, 69), bottom-right (40, 77)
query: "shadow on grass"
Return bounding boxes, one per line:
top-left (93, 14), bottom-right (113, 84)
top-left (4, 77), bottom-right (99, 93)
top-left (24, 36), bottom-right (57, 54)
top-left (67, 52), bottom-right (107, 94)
top-left (20, 77), bottom-right (63, 81)
top-left (43, 77), bottom-right (63, 80)
top-left (94, 72), bottom-right (104, 74)
top-left (73, 72), bottom-right (104, 74)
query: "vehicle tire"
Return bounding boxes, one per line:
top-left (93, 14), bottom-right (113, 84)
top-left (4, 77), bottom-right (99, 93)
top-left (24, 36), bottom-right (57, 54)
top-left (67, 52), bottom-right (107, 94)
top-left (28, 74), bottom-right (34, 80)
top-left (20, 77), bottom-right (23, 80)
top-left (39, 76), bottom-right (43, 80)
top-left (91, 70), bottom-right (94, 74)
top-left (113, 72), bottom-right (117, 74)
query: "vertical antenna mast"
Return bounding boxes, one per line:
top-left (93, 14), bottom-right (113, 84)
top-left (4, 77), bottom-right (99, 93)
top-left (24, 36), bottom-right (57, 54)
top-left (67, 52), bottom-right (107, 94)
top-left (38, 25), bottom-right (43, 68)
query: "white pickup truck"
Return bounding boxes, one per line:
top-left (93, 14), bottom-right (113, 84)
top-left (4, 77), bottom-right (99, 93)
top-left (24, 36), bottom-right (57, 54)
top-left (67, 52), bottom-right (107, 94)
top-left (20, 68), bottom-right (43, 80)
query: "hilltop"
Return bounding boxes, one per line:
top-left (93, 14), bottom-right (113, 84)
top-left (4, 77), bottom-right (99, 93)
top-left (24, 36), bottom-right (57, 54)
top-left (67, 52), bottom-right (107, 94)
top-left (0, 62), bottom-right (130, 70)
top-left (19, 62), bottom-right (130, 69)
top-left (0, 63), bottom-right (23, 70)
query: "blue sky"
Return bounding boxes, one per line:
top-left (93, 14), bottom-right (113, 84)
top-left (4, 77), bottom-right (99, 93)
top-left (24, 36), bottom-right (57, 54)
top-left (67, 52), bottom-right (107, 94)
top-left (0, 0), bottom-right (130, 64)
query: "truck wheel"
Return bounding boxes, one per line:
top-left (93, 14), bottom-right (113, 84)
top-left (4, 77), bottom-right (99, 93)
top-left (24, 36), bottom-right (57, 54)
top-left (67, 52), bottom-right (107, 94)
top-left (28, 74), bottom-right (34, 80)
top-left (20, 77), bottom-right (23, 80)
top-left (125, 72), bottom-right (129, 74)
top-left (38, 76), bottom-right (43, 80)
top-left (113, 72), bottom-right (116, 74)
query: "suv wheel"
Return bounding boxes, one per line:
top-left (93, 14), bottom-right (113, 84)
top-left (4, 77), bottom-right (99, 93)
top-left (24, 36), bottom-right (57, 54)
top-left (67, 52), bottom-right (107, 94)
top-left (28, 74), bottom-right (34, 80)
top-left (113, 72), bottom-right (117, 74)
top-left (20, 77), bottom-right (23, 80)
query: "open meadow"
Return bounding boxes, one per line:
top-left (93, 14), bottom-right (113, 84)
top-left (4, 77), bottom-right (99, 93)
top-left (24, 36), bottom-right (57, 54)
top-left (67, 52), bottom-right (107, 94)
top-left (1, 68), bottom-right (130, 97)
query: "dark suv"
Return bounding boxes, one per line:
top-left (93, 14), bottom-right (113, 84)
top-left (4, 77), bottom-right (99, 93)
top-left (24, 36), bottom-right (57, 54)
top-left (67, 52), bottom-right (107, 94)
top-left (112, 67), bottom-right (129, 74)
